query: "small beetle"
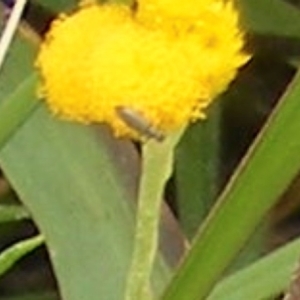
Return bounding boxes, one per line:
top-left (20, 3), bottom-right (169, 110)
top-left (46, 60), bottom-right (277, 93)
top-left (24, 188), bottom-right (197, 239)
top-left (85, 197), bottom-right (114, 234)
top-left (115, 106), bottom-right (165, 142)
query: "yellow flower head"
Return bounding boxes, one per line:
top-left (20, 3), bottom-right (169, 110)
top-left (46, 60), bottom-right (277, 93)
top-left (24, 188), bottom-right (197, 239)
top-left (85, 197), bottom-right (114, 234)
top-left (36, 0), bottom-right (249, 139)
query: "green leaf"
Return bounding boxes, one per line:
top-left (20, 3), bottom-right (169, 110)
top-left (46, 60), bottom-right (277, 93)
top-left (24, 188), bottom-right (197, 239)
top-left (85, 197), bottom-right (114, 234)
top-left (0, 21), bottom-right (39, 150)
top-left (0, 205), bottom-right (30, 223)
top-left (0, 103), bottom-right (171, 300)
top-left (0, 74), bottom-right (39, 149)
top-left (0, 235), bottom-right (44, 276)
top-left (238, 0), bottom-right (300, 38)
top-left (208, 237), bottom-right (300, 300)
top-left (162, 69), bottom-right (300, 300)
top-left (0, 31), bottom-right (37, 95)
top-left (175, 104), bottom-right (220, 239)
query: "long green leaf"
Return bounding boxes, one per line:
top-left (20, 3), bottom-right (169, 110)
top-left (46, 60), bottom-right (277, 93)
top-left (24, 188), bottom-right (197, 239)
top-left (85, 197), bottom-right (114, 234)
top-left (208, 238), bottom-right (300, 300)
top-left (0, 14), bottom-right (39, 149)
top-left (0, 103), bottom-right (172, 300)
top-left (162, 70), bottom-right (300, 300)
top-left (0, 74), bottom-right (39, 149)
top-left (175, 104), bottom-right (220, 239)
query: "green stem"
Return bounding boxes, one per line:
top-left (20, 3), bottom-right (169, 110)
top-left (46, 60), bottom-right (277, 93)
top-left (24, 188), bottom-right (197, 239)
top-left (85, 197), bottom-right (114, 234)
top-left (125, 128), bottom-right (185, 300)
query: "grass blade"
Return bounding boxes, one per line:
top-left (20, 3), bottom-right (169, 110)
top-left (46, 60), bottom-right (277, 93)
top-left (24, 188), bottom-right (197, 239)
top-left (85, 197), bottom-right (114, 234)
top-left (0, 235), bottom-right (44, 276)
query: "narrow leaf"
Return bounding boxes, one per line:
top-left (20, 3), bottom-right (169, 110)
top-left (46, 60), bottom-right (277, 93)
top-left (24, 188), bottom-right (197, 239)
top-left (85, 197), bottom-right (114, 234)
top-left (208, 238), bottom-right (300, 300)
top-left (0, 74), bottom-right (39, 149)
top-left (163, 70), bottom-right (300, 299)
top-left (0, 235), bottom-right (44, 276)
top-left (0, 204), bottom-right (30, 222)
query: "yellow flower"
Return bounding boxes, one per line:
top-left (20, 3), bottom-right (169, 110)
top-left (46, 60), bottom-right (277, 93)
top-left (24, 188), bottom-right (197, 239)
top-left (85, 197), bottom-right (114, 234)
top-left (36, 0), bottom-right (249, 140)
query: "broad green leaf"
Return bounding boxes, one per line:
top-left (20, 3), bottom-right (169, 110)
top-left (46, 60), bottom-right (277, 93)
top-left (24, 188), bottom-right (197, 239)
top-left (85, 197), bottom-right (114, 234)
top-left (0, 20), bottom-right (39, 149)
top-left (0, 74), bottom-right (39, 149)
top-left (0, 102), bottom-right (171, 299)
top-left (162, 69), bottom-right (300, 300)
top-left (0, 34), bottom-right (37, 96)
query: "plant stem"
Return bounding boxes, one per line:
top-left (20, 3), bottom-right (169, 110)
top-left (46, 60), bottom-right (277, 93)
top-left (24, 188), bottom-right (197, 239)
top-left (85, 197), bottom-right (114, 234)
top-left (125, 128), bottom-right (185, 300)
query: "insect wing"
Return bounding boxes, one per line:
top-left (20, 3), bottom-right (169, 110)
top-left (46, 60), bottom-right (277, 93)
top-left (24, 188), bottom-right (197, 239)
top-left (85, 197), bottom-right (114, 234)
top-left (115, 106), bottom-right (164, 141)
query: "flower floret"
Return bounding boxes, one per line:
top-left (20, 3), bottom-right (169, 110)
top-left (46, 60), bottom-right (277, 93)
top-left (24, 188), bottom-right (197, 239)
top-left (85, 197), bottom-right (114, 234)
top-left (36, 0), bottom-right (249, 139)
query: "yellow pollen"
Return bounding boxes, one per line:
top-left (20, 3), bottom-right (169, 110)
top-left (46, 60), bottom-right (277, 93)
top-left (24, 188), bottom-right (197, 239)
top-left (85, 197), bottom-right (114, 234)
top-left (36, 0), bottom-right (249, 139)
